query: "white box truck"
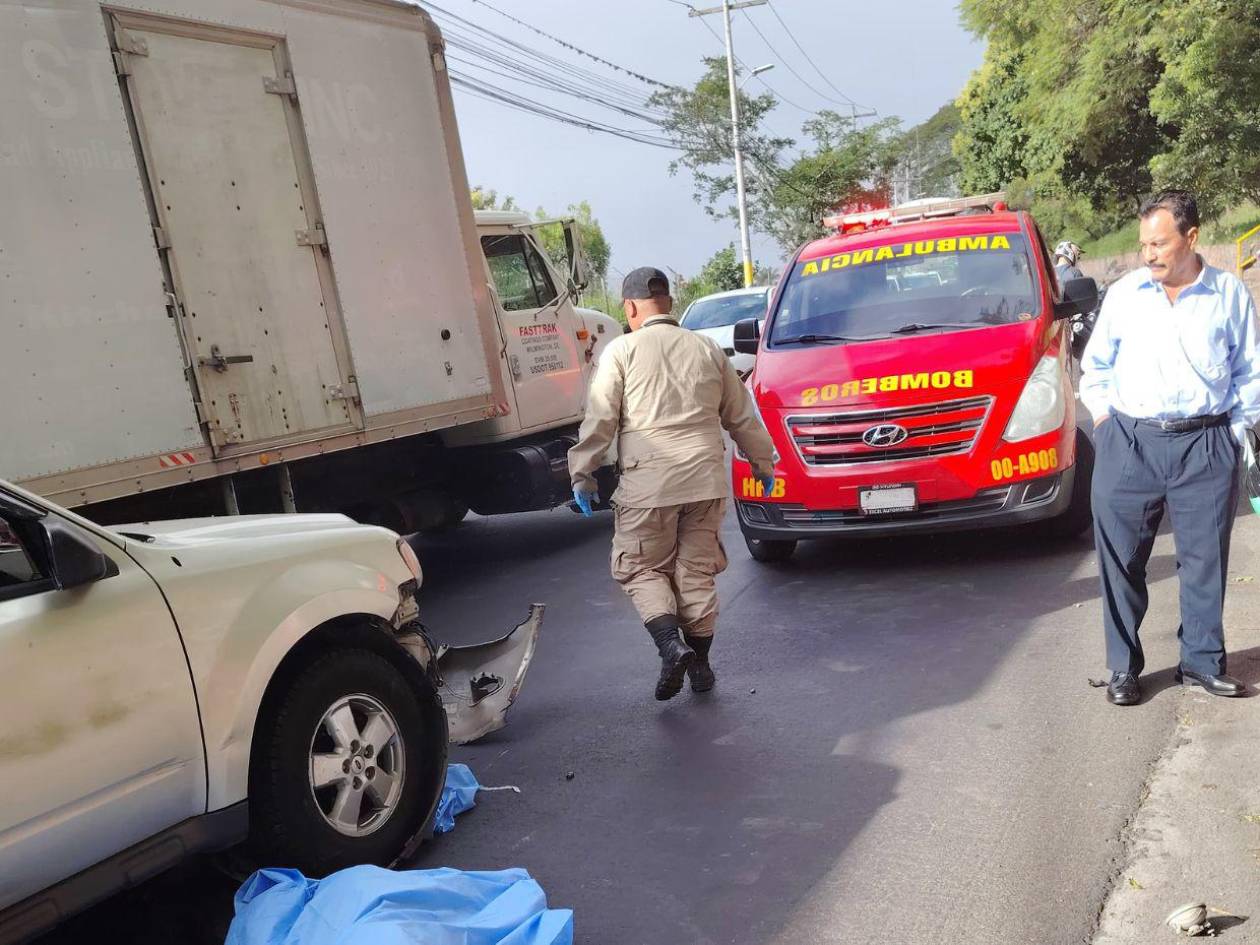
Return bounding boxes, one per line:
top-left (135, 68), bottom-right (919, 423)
top-left (1, 0), bottom-right (618, 528)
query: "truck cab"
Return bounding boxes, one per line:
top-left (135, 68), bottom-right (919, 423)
top-left (434, 212), bottom-right (621, 518)
top-left (730, 195), bottom-right (1099, 562)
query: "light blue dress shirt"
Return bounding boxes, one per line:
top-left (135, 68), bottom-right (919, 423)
top-left (1080, 259), bottom-right (1260, 443)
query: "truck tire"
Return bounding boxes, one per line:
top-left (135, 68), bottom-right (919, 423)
top-left (744, 535), bottom-right (797, 563)
top-left (1045, 428), bottom-right (1094, 539)
top-left (249, 647), bottom-right (442, 876)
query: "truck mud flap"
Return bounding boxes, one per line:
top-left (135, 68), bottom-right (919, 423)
top-left (433, 604), bottom-right (544, 745)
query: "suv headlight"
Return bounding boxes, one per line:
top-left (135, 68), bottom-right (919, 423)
top-left (1002, 355), bottom-right (1066, 442)
top-left (396, 537), bottom-right (423, 585)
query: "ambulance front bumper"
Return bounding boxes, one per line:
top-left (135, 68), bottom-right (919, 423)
top-left (736, 468), bottom-right (1074, 541)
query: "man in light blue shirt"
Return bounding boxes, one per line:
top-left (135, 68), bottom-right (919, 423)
top-left (1081, 190), bottom-right (1260, 706)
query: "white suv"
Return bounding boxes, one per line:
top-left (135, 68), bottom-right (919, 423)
top-left (0, 480), bottom-right (539, 943)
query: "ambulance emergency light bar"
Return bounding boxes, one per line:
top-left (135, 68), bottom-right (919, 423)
top-left (823, 192), bottom-right (1009, 234)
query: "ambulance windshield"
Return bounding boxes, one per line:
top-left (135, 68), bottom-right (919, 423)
top-left (769, 232), bottom-right (1037, 346)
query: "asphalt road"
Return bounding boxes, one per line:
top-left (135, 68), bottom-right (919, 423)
top-left (40, 495), bottom-right (1204, 945)
top-left (409, 503), bottom-right (1187, 945)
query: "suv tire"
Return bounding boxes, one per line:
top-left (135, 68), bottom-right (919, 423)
top-left (249, 647), bottom-right (441, 875)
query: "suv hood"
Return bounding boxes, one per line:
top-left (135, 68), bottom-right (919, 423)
top-left (755, 319), bottom-right (1049, 409)
top-left (112, 513), bottom-right (368, 546)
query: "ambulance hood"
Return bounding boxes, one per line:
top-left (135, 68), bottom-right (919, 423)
top-left (752, 318), bottom-right (1051, 410)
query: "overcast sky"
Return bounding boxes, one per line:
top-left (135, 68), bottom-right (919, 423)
top-left (438, 0), bottom-right (984, 282)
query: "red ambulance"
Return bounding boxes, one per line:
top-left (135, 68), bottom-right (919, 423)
top-left (730, 194), bottom-right (1100, 562)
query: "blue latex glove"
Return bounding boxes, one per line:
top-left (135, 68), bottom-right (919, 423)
top-left (573, 487), bottom-right (597, 517)
top-left (758, 474), bottom-right (777, 497)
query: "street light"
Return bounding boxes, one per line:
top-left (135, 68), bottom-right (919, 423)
top-left (743, 64), bottom-right (775, 87)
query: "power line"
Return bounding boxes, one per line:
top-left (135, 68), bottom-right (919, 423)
top-left (688, 9), bottom-right (815, 115)
top-left (449, 75), bottom-right (684, 149)
top-left (429, 2), bottom-right (661, 104)
top-left (446, 54), bottom-right (670, 124)
top-left (765, 0), bottom-right (873, 112)
top-left (462, 0), bottom-right (677, 90)
top-left (739, 9), bottom-right (861, 111)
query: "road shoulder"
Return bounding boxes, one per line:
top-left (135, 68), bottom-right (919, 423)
top-left (1092, 519), bottom-right (1260, 943)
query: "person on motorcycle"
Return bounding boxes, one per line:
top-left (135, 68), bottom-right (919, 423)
top-left (1054, 240), bottom-right (1085, 284)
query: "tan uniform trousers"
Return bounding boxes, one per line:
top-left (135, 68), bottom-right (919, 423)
top-left (610, 498), bottom-right (728, 638)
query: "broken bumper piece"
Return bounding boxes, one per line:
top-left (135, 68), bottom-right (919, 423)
top-left (398, 604), bottom-right (543, 745)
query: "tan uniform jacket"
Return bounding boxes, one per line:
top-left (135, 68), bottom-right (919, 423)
top-left (568, 316), bottom-right (777, 508)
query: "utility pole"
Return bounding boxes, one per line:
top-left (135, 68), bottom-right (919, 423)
top-left (689, 0), bottom-right (766, 288)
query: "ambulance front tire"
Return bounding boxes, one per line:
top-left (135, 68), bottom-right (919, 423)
top-left (744, 534), bottom-right (797, 563)
top-left (1044, 429), bottom-right (1094, 539)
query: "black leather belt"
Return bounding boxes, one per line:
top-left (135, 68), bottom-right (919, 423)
top-left (1133, 414), bottom-right (1228, 432)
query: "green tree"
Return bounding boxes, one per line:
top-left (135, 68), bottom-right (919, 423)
top-left (892, 102), bottom-right (964, 199)
top-left (953, 43), bottom-right (1031, 195)
top-left (674, 245), bottom-right (778, 311)
top-left (653, 58), bottom-right (903, 253)
top-left (648, 57), bottom-right (792, 222)
top-left (951, 0), bottom-right (1260, 239)
top-left (763, 112), bottom-right (903, 249)
top-left (469, 185), bottom-right (519, 211)
top-left (1148, 0), bottom-right (1260, 214)
top-left (532, 201), bottom-right (611, 284)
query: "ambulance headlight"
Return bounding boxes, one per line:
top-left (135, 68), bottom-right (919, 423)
top-left (1002, 355), bottom-right (1066, 443)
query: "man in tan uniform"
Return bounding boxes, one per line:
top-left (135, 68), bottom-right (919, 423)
top-left (569, 267), bottom-right (777, 701)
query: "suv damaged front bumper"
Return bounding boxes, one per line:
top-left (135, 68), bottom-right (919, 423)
top-left (394, 604), bottom-right (544, 745)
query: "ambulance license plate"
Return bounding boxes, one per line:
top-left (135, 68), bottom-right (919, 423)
top-left (859, 485), bottom-right (918, 516)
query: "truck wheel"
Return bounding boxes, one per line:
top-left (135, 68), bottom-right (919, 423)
top-left (249, 648), bottom-right (442, 875)
top-left (744, 535), bottom-right (797, 563)
top-left (1045, 428), bottom-right (1095, 538)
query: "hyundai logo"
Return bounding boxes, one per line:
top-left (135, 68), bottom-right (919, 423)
top-left (861, 423), bottom-right (909, 447)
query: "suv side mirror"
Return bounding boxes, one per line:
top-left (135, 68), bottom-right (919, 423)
top-left (733, 317), bottom-right (761, 355)
top-left (1054, 277), bottom-right (1099, 320)
top-left (41, 519), bottom-right (114, 590)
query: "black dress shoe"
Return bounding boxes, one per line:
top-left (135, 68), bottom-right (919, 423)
top-left (1107, 672), bottom-right (1141, 706)
top-left (1175, 668), bottom-right (1245, 697)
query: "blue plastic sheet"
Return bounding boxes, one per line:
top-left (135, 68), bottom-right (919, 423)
top-left (434, 762), bottom-right (481, 834)
top-left (225, 865), bottom-right (573, 945)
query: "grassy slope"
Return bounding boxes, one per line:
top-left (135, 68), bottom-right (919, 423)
top-left (1080, 203), bottom-right (1260, 258)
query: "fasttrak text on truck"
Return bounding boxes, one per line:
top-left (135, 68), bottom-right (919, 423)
top-left (730, 194), bottom-right (1100, 562)
top-left (1, 0), bottom-right (618, 529)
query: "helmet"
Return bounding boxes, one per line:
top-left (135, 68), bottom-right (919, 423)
top-left (1054, 241), bottom-right (1083, 265)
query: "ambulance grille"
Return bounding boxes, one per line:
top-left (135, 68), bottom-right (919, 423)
top-left (786, 395), bottom-right (994, 466)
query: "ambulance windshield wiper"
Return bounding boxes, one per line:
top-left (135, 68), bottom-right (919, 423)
top-left (887, 322), bottom-right (984, 335)
top-left (774, 332), bottom-right (861, 346)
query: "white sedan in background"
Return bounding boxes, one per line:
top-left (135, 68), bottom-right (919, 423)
top-left (679, 286), bottom-right (772, 376)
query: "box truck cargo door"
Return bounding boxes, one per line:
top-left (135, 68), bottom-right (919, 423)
top-left (481, 233), bottom-right (586, 430)
top-left (113, 19), bottom-right (358, 454)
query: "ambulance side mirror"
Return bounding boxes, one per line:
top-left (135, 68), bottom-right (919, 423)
top-left (733, 318), bottom-right (761, 355)
top-left (1054, 277), bottom-right (1099, 319)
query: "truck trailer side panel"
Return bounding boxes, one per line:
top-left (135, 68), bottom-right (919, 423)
top-left (1, 0), bottom-right (506, 506)
top-left (0, 3), bottom-right (204, 483)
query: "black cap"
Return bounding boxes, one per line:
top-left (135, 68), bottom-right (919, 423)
top-left (622, 267), bottom-right (671, 300)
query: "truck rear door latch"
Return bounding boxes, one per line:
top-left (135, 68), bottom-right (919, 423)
top-left (198, 344), bottom-right (254, 373)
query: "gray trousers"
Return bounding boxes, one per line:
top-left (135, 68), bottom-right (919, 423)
top-left (1091, 414), bottom-right (1239, 676)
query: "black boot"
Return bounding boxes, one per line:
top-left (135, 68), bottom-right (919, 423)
top-left (684, 634), bottom-right (715, 692)
top-left (646, 616), bottom-right (694, 701)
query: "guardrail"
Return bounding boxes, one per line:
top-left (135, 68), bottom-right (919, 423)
top-left (1237, 223), bottom-right (1260, 274)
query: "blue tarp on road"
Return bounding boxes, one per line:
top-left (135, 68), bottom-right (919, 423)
top-left (434, 762), bottom-right (481, 834)
top-left (225, 865), bottom-right (573, 945)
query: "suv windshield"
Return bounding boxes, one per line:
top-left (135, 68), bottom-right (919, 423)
top-left (769, 232), bottom-right (1037, 345)
top-left (682, 290), bottom-right (770, 330)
